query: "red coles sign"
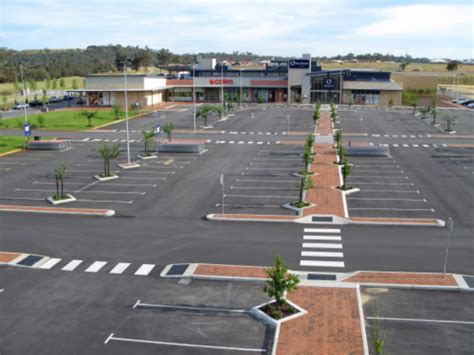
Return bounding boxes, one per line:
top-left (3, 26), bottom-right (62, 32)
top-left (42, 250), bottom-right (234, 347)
top-left (209, 79), bottom-right (234, 85)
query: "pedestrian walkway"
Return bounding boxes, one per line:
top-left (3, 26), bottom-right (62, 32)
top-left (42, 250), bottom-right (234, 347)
top-left (299, 227), bottom-right (345, 269)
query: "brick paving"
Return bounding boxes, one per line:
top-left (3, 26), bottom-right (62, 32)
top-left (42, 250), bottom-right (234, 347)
top-left (195, 264), bottom-right (269, 279)
top-left (214, 214), bottom-right (298, 220)
top-left (304, 111), bottom-right (346, 217)
top-left (279, 286), bottom-right (364, 355)
top-left (0, 204), bottom-right (112, 215)
top-left (344, 271), bottom-right (458, 286)
top-left (0, 252), bottom-right (22, 263)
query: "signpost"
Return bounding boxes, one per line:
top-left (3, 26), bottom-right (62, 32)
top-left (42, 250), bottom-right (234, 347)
top-left (23, 123), bottom-right (31, 137)
top-left (220, 173), bottom-right (225, 215)
top-left (443, 217), bottom-right (454, 276)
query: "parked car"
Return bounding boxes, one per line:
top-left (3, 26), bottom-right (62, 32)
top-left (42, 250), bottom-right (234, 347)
top-left (49, 96), bottom-right (62, 103)
top-left (13, 103), bottom-right (29, 110)
top-left (76, 98), bottom-right (86, 105)
top-left (460, 99), bottom-right (474, 106)
top-left (63, 95), bottom-right (74, 101)
top-left (30, 99), bottom-right (42, 107)
top-left (41, 105), bottom-right (49, 112)
top-left (467, 103), bottom-right (474, 109)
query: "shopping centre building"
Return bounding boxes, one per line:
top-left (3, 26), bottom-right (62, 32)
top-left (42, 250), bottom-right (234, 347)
top-left (76, 54), bottom-right (406, 108)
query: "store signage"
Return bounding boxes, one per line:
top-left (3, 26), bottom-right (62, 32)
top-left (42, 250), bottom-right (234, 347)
top-left (323, 78), bottom-right (336, 90)
top-left (289, 59), bottom-right (310, 69)
top-left (209, 79), bottom-right (234, 85)
top-left (23, 123), bottom-right (31, 136)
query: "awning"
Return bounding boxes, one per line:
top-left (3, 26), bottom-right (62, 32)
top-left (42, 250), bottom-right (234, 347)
top-left (343, 80), bottom-right (402, 91)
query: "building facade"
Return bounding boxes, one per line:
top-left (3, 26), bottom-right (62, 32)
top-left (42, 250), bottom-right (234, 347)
top-left (75, 54), bottom-right (403, 108)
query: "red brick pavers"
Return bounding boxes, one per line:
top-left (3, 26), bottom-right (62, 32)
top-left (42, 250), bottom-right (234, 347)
top-left (278, 287), bottom-right (364, 355)
top-left (0, 252), bottom-right (21, 263)
top-left (214, 214), bottom-right (298, 221)
top-left (195, 264), bottom-right (269, 279)
top-left (304, 112), bottom-right (345, 217)
top-left (0, 204), bottom-right (112, 215)
top-left (344, 272), bottom-right (457, 286)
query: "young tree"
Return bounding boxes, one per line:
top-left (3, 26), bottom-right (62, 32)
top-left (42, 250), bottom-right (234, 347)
top-left (431, 108), bottom-right (438, 125)
top-left (37, 115), bottom-right (45, 128)
top-left (419, 107), bottom-right (429, 120)
top-left (338, 145), bottom-right (348, 165)
top-left (163, 122), bottom-right (175, 142)
top-left (341, 158), bottom-right (352, 189)
top-left (312, 106), bottom-right (320, 128)
top-left (296, 175), bottom-right (313, 205)
top-left (141, 129), bottom-right (156, 156)
top-left (79, 110), bottom-right (98, 127)
top-left (112, 105), bottom-right (123, 120)
top-left (72, 78), bottom-right (78, 90)
top-left (305, 134), bottom-right (314, 150)
top-left (302, 146), bottom-right (313, 172)
top-left (334, 129), bottom-right (342, 148)
top-left (53, 163), bottom-right (68, 200)
top-left (98, 143), bottom-right (121, 177)
top-left (52, 79), bottom-right (58, 90)
top-left (445, 115), bottom-right (456, 132)
top-left (264, 255), bottom-right (300, 312)
top-left (59, 78), bottom-right (65, 89)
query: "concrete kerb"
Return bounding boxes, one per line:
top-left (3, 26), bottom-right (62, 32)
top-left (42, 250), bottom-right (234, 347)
top-left (0, 148), bottom-right (23, 158)
top-left (356, 284), bottom-right (370, 355)
top-left (0, 205), bottom-right (115, 217)
top-left (159, 263), bottom-right (198, 278)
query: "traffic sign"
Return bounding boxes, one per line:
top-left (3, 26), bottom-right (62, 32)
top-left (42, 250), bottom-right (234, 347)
top-left (23, 123), bottom-right (31, 136)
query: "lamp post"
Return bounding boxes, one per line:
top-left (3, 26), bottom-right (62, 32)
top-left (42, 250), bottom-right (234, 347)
top-left (239, 67), bottom-right (243, 110)
top-left (221, 63), bottom-right (225, 112)
top-left (443, 217), bottom-right (454, 276)
top-left (193, 64), bottom-right (196, 132)
top-left (287, 114), bottom-right (290, 135)
top-left (20, 65), bottom-right (28, 124)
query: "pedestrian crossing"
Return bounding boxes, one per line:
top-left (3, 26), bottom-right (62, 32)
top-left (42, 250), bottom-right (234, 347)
top-left (206, 139), bottom-right (275, 145)
top-left (370, 142), bottom-right (448, 148)
top-left (371, 134), bottom-right (432, 138)
top-left (115, 129), bottom-right (283, 135)
top-left (38, 258), bottom-right (157, 277)
top-left (314, 135), bottom-right (334, 144)
top-left (299, 227), bottom-right (345, 268)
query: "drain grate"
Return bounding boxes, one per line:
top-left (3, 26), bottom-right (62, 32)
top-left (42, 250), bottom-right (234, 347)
top-left (167, 264), bottom-right (190, 276)
top-left (307, 273), bottom-right (336, 281)
top-left (17, 255), bottom-right (43, 266)
top-left (463, 276), bottom-right (474, 288)
top-left (312, 216), bottom-right (333, 222)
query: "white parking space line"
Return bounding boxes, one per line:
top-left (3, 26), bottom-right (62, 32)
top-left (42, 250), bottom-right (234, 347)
top-left (303, 235), bottom-right (342, 241)
top-left (77, 190), bottom-right (146, 195)
top-left (302, 243), bottom-right (343, 249)
top-left (246, 167), bottom-right (296, 171)
top-left (231, 187), bottom-right (296, 191)
top-left (225, 194), bottom-right (296, 199)
top-left (300, 260), bottom-right (345, 267)
top-left (85, 261), bottom-right (107, 273)
top-left (237, 179), bottom-right (296, 183)
top-left (354, 170), bottom-right (404, 173)
top-left (304, 228), bottom-right (341, 233)
top-left (347, 198), bottom-right (426, 202)
top-left (134, 264), bottom-right (155, 276)
top-left (350, 176), bottom-right (409, 179)
top-left (301, 251), bottom-right (344, 258)
top-left (62, 260), bottom-right (83, 271)
top-left (118, 177), bottom-right (167, 180)
top-left (216, 203), bottom-right (281, 208)
top-left (361, 190), bottom-right (420, 193)
top-left (39, 258), bottom-right (62, 269)
top-left (75, 180), bottom-right (100, 193)
top-left (366, 317), bottom-right (474, 325)
top-left (109, 262), bottom-right (131, 274)
top-left (350, 208), bottom-right (435, 212)
top-left (353, 182), bottom-right (413, 185)
top-left (104, 334), bottom-right (266, 352)
top-left (78, 199), bottom-right (133, 204)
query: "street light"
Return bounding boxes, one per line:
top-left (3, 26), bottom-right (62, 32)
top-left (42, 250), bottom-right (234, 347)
top-left (443, 217), bottom-right (454, 276)
top-left (239, 67), bottom-right (243, 110)
top-left (221, 63), bottom-right (225, 113)
top-left (193, 64), bottom-right (197, 133)
top-left (287, 114), bottom-right (290, 135)
top-left (20, 64), bottom-right (28, 124)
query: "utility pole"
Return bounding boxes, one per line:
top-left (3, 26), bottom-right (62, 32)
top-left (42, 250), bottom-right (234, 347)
top-left (221, 63), bottom-right (225, 112)
top-left (193, 64), bottom-right (196, 132)
top-left (240, 67), bottom-right (243, 110)
top-left (443, 217), bottom-right (454, 276)
top-left (20, 64), bottom-right (28, 124)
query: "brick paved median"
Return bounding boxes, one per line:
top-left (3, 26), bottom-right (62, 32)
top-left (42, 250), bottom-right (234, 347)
top-left (195, 264), bottom-right (269, 279)
top-left (0, 205), bottom-right (114, 216)
top-left (213, 214), bottom-right (298, 221)
top-left (0, 252), bottom-right (22, 263)
top-left (278, 286), bottom-right (364, 355)
top-left (344, 271), bottom-right (457, 286)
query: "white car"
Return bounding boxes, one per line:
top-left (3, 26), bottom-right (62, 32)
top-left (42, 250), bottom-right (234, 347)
top-left (13, 103), bottom-right (29, 110)
top-left (467, 103), bottom-right (474, 109)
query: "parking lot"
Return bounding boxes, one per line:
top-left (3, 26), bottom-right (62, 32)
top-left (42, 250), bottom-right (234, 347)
top-left (346, 155), bottom-right (437, 219)
top-left (362, 288), bottom-right (474, 354)
top-left (218, 142), bottom-right (305, 216)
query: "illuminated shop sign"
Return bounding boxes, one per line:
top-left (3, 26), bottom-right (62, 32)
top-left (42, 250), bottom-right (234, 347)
top-left (209, 79), bottom-right (234, 85)
top-left (288, 59), bottom-right (310, 69)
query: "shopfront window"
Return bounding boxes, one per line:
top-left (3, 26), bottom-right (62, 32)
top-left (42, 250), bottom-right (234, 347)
top-left (351, 90), bottom-right (380, 105)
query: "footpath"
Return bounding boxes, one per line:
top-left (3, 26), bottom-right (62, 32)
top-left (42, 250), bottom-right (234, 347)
top-left (161, 262), bottom-right (472, 355)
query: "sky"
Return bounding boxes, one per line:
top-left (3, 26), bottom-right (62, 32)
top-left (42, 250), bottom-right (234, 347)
top-left (1, 0), bottom-right (472, 59)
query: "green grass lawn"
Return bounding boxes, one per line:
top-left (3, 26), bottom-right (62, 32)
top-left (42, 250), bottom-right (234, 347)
top-left (0, 109), bottom-right (140, 131)
top-left (0, 135), bottom-right (28, 154)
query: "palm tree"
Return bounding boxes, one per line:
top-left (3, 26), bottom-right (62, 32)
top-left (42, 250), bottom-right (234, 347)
top-left (431, 108), bottom-right (438, 125)
top-left (79, 110), bottom-right (98, 127)
top-left (445, 115), bottom-right (457, 132)
top-left (141, 130), bottom-right (156, 156)
top-left (341, 158), bottom-right (352, 189)
top-left (98, 143), bottom-right (121, 177)
top-left (334, 129), bottom-right (342, 148)
top-left (53, 163), bottom-right (68, 199)
top-left (163, 122), bottom-right (175, 142)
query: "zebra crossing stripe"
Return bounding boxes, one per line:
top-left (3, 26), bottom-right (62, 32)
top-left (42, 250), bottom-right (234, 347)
top-left (62, 259), bottom-right (83, 271)
top-left (303, 235), bottom-right (341, 241)
top-left (39, 258), bottom-right (62, 269)
top-left (135, 264), bottom-right (155, 276)
top-left (301, 251), bottom-right (343, 258)
top-left (300, 260), bottom-right (345, 267)
top-left (304, 228), bottom-right (341, 233)
top-left (109, 262), bottom-right (131, 274)
top-left (302, 243), bottom-right (343, 249)
top-left (85, 261), bottom-right (107, 273)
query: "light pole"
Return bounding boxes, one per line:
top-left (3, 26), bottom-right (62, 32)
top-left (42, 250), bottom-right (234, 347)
top-left (239, 67), bottom-right (243, 110)
top-left (287, 114), bottom-right (290, 135)
top-left (443, 217), bottom-right (454, 276)
top-left (221, 63), bottom-right (225, 113)
top-left (220, 173), bottom-right (225, 215)
top-left (20, 64), bottom-right (28, 124)
top-left (193, 64), bottom-right (197, 132)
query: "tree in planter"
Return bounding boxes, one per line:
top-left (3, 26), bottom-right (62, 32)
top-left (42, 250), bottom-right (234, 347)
top-left (334, 129), bottom-right (342, 148)
top-left (141, 129), bottom-right (156, 156)
top-left (163, 122), bottom-right (175, 142)
top-left (312, 107), bottom-right (320, 128)
top-left (444, 115), bottom-right (457, 132)
top-left (341, 158), bottom-right (352, 189)
top-left (53, 163), bottom-right (68, 200)
top-left (79, 110), bottom-right (98, 128)
top-left (338, 145), bottom-right (348, 165)
top-left (112, 105), bottom-right (123, 120)
top-left (412, 101), bottom-right (418, 114)
top-left (431, 108), bottom-right (438, 125)
top-left (305, 134), bottom-right (314, 150)
top-left (264, 255), bottom-right (300, 318)
top-left (296, 174), bottom-right (314, 207)
top-left (98, 143), bottom-right (121, 177)
top-left (197, 105), bottom-right (213, 127)
top-left (302, 146), bottom-right (313, 173)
